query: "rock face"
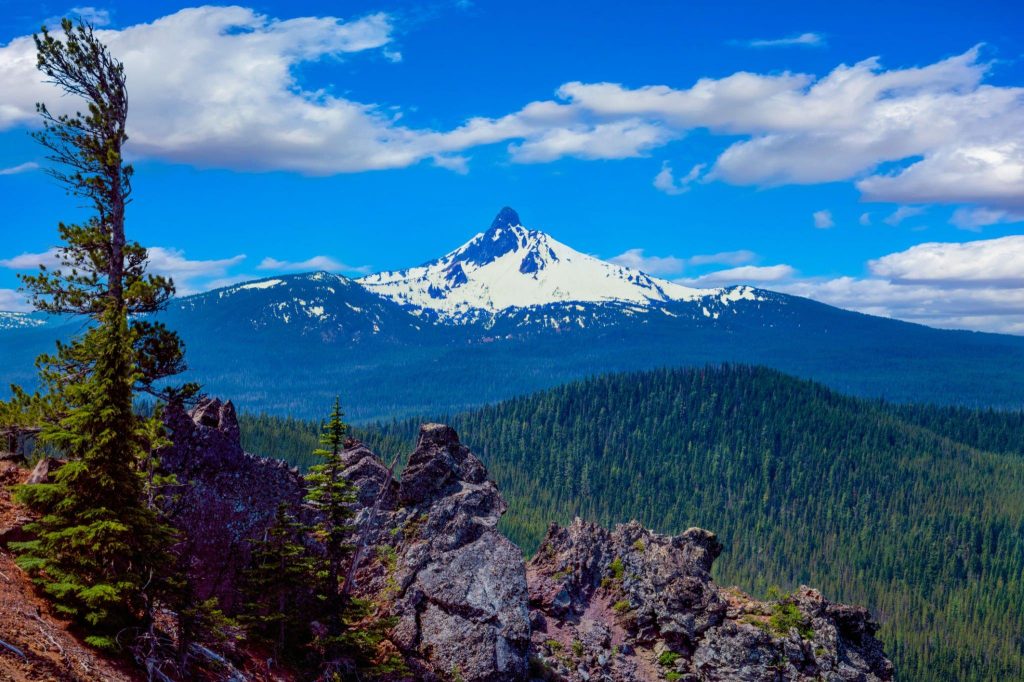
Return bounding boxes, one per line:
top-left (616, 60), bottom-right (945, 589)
top-left (527, 519), bottom-right (893, 682)
top-left (153, 399), bottom-right (891, 681)
top-left (342, 424), bottom-right (531, 682)
top-left (159, 398), bottom-right (307, 608)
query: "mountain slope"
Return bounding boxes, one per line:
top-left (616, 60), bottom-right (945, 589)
top-left (295, 365), bottom-right (1022, 682)
top-left (2, 208), bottom-right (1024, 417)
top-left (359, 206), bottom-right (753, 325)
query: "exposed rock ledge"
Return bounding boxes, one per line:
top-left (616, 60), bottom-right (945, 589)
top-left (135, 398), bottom-right (891, 681)
top-left (338, 421), bottom-right (893, 682)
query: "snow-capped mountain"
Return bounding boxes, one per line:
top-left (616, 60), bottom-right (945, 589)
top-left (359, 207), bottom-right (758, 324)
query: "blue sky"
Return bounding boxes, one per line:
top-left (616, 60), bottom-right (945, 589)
top-left (0, 0), bottom-right (1023, 332)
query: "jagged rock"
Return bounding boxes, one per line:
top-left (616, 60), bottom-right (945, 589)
top-left (158, 398), bottom-right (307, 608)
top-left (344, 425), bottom-right (530, 682)
top-left (527, 518), bottom-right (893, 682)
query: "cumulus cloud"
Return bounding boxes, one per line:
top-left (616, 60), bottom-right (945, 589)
top-left (0, 11), bottom-right (1019, 217)
top-left (775, 236), bottom-right (1024, 334)
top-left (0, 162), bottom-right (39, 176)
top-left (813, 210), bottom-right (834, 229)
top-left (653, 162), bottom-right (704, 195)
top-left (867, 236), bottom-right (1024, 287)
top-left (743, 32), bottom-right (825, 48)
top-left (0, 248), bottom-right (62, 269)
top-left (0, 289), bottom-right (31, 312)
top-left (0, 7), bottom-right (410, 173)
top-left (609, 248), bottom-right (686, 276)
top-left (0, 246), bottom-right (245, 296)
top-left (677, 264), bottom-right (797, 287)
top-left (257, 255), bottom-right (371, 274)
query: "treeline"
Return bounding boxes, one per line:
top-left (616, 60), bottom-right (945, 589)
top-left (241, 365), bottom-right (1024, 682)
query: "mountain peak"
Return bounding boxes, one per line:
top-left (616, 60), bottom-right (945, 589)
top-left (489, 206), bottom-right (521, 231)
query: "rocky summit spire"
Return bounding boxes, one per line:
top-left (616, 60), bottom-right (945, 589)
top-left (490, 206), bottom-right (521, 231)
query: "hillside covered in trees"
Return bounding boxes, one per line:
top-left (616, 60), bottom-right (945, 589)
top-left (241, 365), bottom-right (1024, 682)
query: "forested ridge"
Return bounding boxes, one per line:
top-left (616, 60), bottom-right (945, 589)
top-left (240, 365), bottom-right (1024, 682)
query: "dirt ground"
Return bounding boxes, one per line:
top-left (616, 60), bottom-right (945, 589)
top-left (0, 461), bottom-right (139, 682)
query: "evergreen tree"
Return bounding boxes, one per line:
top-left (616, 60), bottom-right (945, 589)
top-left (13, 315), bottom-right (177, 648)
top-left (2, 18), bottom-right (191, 650)
top-left (305, 397), bottom-right (357, 595)
top-left (239, 502), bottom-right (316, 660)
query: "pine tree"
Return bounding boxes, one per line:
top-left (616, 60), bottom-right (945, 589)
top-left (239, 502), bottom-right (316, 660)
top-left (13, 315), bottom-right (177, 648)
top-left (2, 18), bottom-right (192, 650)
top-left (305, 397), bottom-right (357, 595)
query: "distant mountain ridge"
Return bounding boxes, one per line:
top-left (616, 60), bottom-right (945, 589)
top-left (2, 207), bottom-right (1024, 417)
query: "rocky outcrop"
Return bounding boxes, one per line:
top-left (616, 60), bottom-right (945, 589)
top-left (342, 424), bottom-right (531, 682)
top-left (158, 398), bottom-right (307, 608)
top-left (527, 519), bottom-right (893, 682)
top-left (3, 394), bottom-right (894, 681)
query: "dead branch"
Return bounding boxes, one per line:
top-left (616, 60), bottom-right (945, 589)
top-left (0, 636), bottom-right (26, 659)
top-left (188, 643), bottom-right (247, 681)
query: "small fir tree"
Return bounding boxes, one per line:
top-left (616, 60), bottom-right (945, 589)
top-left (305, 397), bottom-right (357, 595)
top-left (239, 502), bottom-right (316, 660)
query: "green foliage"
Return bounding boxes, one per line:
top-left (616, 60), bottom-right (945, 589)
top-left (305, 397), bottom-right (357, 595)
top-left (657, 650), bottom-right (680, 667)
top-left (571, 639), bottom-right (584, 657)
top-left (2, 17), bottom-right (191, 653)
top-left (768, 601), bottom-right (814, 640)
top-left (609, 557), bottom-right (624, 581)
top-left (239, 502), bottom-right (317, 659)
top-left (318, 365), bottom-right (1024, 682)
top-left (11, 316), bottom-right (178, 647)
top-left (612, 599), bottom-right (631, 614)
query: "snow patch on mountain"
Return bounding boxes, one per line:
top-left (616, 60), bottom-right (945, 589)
top-left (359, 207), bottom-right (732, 322)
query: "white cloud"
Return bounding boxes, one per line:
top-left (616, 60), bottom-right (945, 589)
top-left (610, 248), bottom-right (758, 276)
top-left (812, 210), bottom-right (834, 229)
top-left (687, 250), bottom-right (757, 267)
top-left (883, 206), bottom-right (926, 226)
top-left (677, 264), bottom-right (797, 287)
top-left (509, 119), bottom-right (676, 163)
top-left (0, 246), bottom-right (245, 296)
top-left (950, 206), bottom-right (1024, 230)
top-left (744, 32), bottom-right (825, 48)
top-left (867, 236), bottom-right (1024, 287)
top-left (0, 12), bottom-right (1019, 218)
top-left (775, 236), bottom-right (1024, 334)
top-left (257, 255), bottom-right (370, 274)
top-left (432, 154), bottom-right (469, 174)
top-left (0, 248), bottom-right (62, 269)
top-left (609, 248), bottom-right (686, 276)
top-left (0, 162), bottom-right (39, 176)
top-left (0, 289), bottom-right (31, 312)
top-left (859, 212), bottom-right (872, 226)
top-left (653, 161), bottom-right (704, 195)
